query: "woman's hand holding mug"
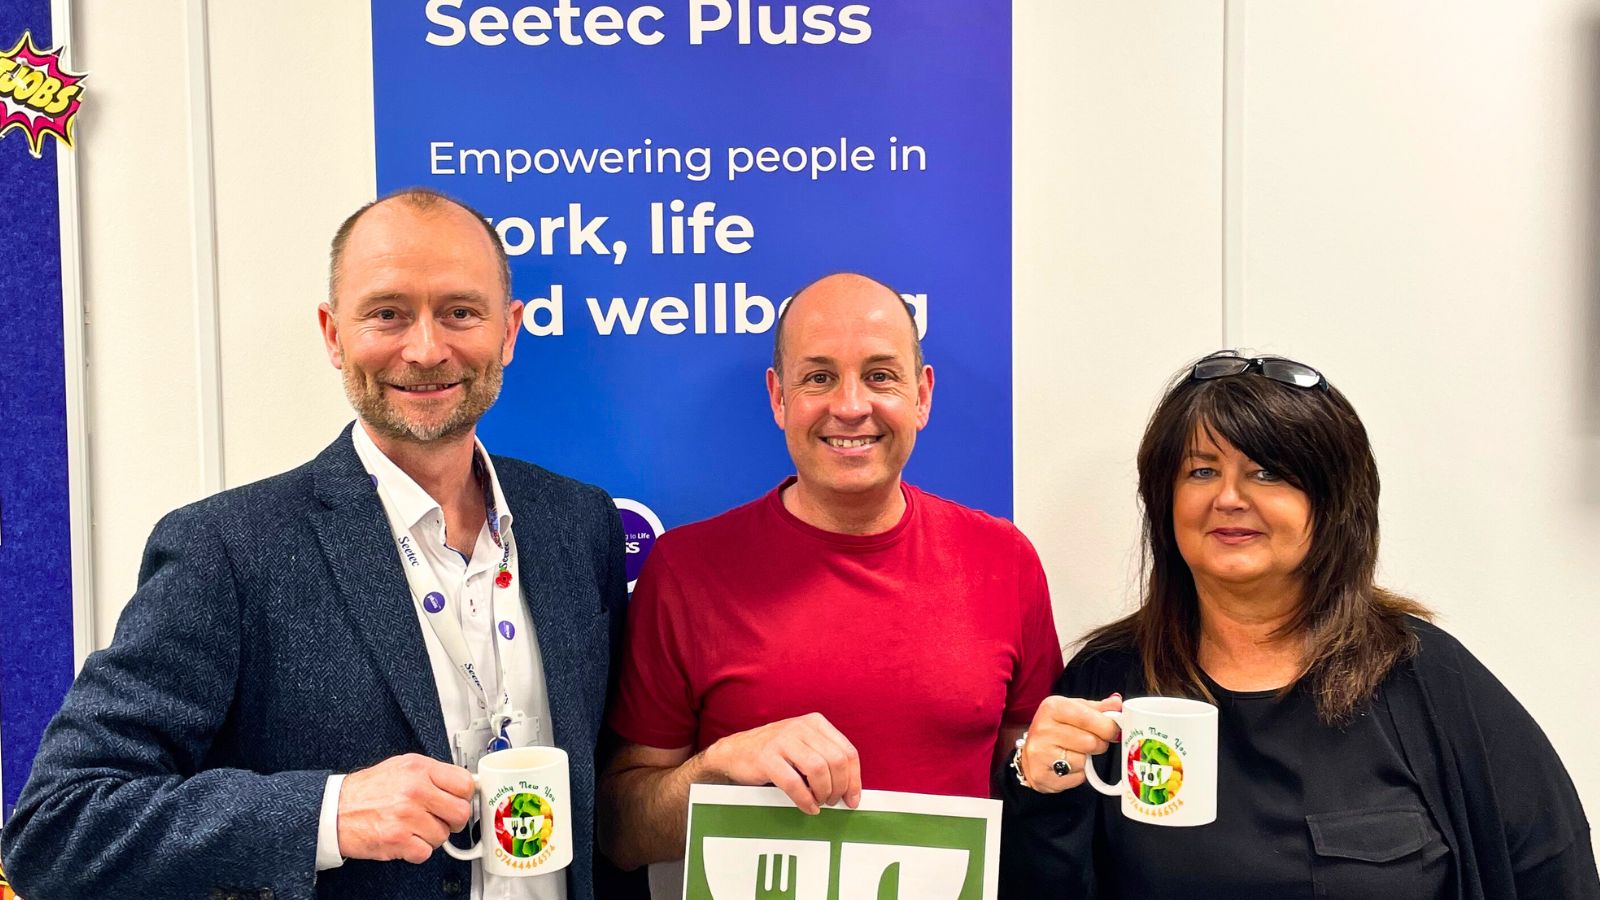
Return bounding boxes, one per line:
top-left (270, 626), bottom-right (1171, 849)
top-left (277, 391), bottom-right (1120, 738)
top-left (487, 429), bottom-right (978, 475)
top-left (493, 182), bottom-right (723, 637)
top-left (1014, 694), bottom-right (1123, 794)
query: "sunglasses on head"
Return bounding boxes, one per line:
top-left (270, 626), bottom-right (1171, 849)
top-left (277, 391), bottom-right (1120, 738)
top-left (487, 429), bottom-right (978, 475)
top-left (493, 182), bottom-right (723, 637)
top-left (1190, 353), bottom-right (1328, 390)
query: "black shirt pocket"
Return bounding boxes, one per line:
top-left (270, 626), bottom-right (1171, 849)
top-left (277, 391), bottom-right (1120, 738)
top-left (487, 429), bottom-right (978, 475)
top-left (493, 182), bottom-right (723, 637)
top-left (1306, 805), bottom-right (1450, 899)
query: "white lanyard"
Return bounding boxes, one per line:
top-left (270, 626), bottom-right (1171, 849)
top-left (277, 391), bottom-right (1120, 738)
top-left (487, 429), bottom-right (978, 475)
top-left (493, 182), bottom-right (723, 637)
top-left (369, 458), bottom-right (526, 749)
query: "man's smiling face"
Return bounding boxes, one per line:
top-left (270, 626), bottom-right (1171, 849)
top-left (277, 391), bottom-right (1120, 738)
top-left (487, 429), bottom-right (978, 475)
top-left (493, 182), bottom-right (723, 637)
top-left (320, 198), bottom-right (523, 446)
top-left (767, 274), bottom-right (932, 511)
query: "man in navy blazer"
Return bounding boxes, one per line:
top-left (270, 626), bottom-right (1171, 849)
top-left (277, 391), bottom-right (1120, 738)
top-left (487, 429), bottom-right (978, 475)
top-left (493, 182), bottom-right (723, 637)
top-left (1, 189), bottom-right (627, 899)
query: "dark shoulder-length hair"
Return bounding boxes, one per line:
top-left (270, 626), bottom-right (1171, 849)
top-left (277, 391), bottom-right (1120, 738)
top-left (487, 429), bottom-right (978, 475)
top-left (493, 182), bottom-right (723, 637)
top-left (1082, 353), bottom-right (1430, 724)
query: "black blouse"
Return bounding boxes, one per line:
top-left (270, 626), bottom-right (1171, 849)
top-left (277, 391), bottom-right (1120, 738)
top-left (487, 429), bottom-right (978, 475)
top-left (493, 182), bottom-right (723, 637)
top-left (998, 622), bottom-right (1599, 899)
top-left (998, 646), bottom-right (1471, 899)
top-left (1092, 669), bottom-right (1450, 898)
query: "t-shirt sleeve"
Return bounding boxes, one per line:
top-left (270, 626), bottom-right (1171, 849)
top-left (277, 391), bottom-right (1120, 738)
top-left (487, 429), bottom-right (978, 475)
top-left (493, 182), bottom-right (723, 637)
top-left (1003, 530), bottom-right (1065, 725)
top-left (606, 542), bottom-right (700, 750)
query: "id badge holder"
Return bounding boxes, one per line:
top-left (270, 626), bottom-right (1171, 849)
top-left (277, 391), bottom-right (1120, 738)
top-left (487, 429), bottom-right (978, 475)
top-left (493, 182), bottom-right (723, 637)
top-left (453, 721), bottom-right (496, 772)
top-left (449, 722), bottom-right (495, 850)
top-left (503, 711), bottom-right (540, 748)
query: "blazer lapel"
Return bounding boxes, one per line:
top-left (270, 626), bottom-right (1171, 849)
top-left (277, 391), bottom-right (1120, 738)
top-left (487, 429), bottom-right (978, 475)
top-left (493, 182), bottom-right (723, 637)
top-left (503, 472), bottom-right (582, 749)
top-left (309, 425), bottom-right (451, 761)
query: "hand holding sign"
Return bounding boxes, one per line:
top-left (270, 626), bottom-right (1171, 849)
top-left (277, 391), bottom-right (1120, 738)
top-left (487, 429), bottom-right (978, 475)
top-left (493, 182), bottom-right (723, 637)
top-left (701, 712), bottom-right (862, 814)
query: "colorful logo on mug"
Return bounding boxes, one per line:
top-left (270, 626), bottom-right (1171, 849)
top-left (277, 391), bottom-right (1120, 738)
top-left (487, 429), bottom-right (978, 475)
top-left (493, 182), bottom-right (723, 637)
top-left (1128, 736), bottom-right (1183, 807)
top-left (494, 790), bottom-right (556, 865)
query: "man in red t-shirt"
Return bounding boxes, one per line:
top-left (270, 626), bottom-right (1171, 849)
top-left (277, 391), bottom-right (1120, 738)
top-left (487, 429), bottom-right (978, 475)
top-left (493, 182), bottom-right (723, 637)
top-left (597, 273), bottom-right (1062, 894)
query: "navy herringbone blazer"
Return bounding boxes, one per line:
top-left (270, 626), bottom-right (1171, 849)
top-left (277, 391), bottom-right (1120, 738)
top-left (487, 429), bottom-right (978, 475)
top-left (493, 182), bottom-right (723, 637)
top-left (1, 425), bottom-right (626, 900)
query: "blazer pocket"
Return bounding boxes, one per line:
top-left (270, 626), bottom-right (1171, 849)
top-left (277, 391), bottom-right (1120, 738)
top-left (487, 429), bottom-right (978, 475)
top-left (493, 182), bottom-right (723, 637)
top-left (1306, 805), bottom-right (1448, 899)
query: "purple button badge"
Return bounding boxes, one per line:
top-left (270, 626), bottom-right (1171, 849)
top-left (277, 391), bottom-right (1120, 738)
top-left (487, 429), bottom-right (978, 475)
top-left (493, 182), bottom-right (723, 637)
top-left (422, 591), bottom-right (446, 613)
top-left (498, 620), bottom-right (516, 640)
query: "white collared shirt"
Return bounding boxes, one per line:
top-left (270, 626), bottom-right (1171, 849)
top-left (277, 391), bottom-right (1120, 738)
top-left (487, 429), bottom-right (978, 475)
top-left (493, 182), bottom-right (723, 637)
top-left (314, 424), bottom-right (563, 900)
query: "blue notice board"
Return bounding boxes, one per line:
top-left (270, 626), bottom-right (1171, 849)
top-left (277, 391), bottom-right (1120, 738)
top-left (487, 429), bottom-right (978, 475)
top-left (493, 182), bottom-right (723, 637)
top-left (371, 2), bottom-right (1012, 572)
top-left (0, 0), bottom-right (78, 821)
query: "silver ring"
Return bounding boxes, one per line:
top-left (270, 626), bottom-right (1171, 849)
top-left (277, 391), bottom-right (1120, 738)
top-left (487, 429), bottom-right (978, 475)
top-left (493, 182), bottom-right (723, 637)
top-left (1052, 757), bottom-right (1072, 777)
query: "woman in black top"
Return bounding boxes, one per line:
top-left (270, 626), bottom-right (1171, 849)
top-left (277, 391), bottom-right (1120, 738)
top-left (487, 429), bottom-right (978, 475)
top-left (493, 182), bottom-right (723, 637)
top-left (1000, 352), bottom-right (1598, 899)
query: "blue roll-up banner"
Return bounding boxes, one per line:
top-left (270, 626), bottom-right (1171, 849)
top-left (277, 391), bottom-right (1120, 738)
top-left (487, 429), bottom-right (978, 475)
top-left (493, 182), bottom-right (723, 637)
top-left (371, 2), bottom-right (1011, 578)
top-left (0, 0), bottom-right (86, 821)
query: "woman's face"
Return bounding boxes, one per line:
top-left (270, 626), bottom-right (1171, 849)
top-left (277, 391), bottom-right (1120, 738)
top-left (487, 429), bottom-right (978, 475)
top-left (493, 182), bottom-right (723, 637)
top-left (1173, 424), bottom-right (1313, 601)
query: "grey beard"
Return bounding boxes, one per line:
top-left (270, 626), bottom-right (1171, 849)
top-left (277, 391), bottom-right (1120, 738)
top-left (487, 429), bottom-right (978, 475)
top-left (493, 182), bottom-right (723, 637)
top-left (342, 360), bottom-right (504, 445)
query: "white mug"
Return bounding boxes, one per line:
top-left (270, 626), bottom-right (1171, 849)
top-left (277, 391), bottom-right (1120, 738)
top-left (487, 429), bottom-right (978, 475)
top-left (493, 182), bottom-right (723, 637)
top-left (1084, 696), bottom-right (1218, 827)
top-left (444, 746), bottom-right (573, 876)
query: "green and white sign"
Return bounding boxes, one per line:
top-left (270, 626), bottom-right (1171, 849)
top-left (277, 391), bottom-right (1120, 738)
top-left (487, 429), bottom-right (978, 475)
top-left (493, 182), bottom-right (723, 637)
top-left (684, 785), bottom-right (1000, 900)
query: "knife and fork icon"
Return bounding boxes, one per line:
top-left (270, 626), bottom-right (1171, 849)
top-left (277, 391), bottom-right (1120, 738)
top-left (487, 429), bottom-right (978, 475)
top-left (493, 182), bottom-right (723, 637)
top-left (752, 853), bottom-right (901, 900)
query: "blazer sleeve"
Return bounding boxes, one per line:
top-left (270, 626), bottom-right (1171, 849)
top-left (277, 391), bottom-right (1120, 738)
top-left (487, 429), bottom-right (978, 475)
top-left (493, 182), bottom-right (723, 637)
top-left (591, 483), bottom-right (630, 753)
top-left (1, 506), bottom-right (326, 900)
top-left (596, 488), bottom-right (628, 683)
top-left (589, 488), bottom-right (653, 899)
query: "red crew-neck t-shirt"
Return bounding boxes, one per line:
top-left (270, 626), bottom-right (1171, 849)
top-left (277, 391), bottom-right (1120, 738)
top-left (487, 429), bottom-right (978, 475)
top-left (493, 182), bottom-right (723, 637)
top-left (609, 479), bottom-right (1063, 798)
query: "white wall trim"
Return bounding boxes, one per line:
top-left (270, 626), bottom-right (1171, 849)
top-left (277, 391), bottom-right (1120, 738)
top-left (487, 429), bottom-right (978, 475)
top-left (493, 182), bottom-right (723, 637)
top-left (186, 0), bottom-right (225, 494)
top-left (1221, 0), bottom-right (1247, 349)
top-left (53, 0), bottom-right (95, 669)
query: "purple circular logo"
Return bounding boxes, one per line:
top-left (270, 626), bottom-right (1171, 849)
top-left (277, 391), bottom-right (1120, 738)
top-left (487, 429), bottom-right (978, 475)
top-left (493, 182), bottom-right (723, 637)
top-left (498, 620), bottom-right (515, 640)
top-left (422, 591), bottom-right (446, 613)
top-left (369, 474), bottom-right (379, 489)
top-left (614, 499), bottom-right (665, 589)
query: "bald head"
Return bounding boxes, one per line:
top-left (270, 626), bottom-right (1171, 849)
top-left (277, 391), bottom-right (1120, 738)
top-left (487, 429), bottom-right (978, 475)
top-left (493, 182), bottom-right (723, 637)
top-left (328, 187), bottom-right (510, 306)
top-left (772, 273), bottom-right (922, 375)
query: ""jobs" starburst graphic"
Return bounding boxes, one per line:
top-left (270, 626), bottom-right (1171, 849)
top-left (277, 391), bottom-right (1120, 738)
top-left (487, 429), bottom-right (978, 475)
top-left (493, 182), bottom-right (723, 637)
top-left (0, 31), bottom-right (86, 158)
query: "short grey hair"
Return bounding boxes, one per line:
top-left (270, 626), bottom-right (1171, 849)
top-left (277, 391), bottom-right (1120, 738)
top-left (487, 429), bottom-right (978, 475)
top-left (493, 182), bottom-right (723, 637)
top-left (327, 187), bottom-right (510, 306)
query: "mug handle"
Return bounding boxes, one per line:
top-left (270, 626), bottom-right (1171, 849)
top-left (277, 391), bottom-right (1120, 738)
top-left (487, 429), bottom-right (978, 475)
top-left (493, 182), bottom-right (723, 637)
top-left (1081, 710), bottom-right (1124, 797)
top-left (442, 774), bottom-right (483, 861)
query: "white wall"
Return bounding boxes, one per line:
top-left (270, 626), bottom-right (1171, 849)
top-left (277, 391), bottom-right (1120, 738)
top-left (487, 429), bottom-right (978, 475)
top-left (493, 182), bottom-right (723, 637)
top-left (207, 3), bottom-right (375, 486)
top-left (72, 0), bottom-right (1596, 850)
top-left (1015, 0), bottom-right (1224, 653)
top-left (1235, 0), bottom-right (1600, 783)
top-left (72, 1), bottom-right (199, 637)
